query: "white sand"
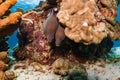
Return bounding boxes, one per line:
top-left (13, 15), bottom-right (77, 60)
top-left (10, 59), bottom-right (120, 80)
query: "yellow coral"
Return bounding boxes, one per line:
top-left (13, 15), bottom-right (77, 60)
top-left (0, 0), bottom-right (17, 17)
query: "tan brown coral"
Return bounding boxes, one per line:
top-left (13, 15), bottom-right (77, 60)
top-left (0, 51), bottom-right (10, 63)
top-left (0, 61), bottom-right (8, 71)
top-left (0, 71), bottom-right (6, 80)
top-left (57, 0), bottom-right (119, 45)
top-left (52, 58), bottom-right (87, 79)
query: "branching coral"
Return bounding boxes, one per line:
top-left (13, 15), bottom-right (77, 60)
top-left (0, 0), bottom-right (22, 37)
top-left (0, 0), bottom-right (17, 17)
top-left (0, 0), bottom-right (21, 79)
top-left (57, 0), bottom-right (120, 45)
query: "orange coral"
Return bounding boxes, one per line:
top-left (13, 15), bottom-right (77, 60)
top-left (0, 51), bottom-right (10, 63)
top-left (0, 0), bottom-right (17, 17)
top-left (0, 51), bottom-right (14, 80)
top-left (0, 52), bottom-right (10, 71)
top-left (0, 61), bottom-right (8, 71)
top-left (0, 0), bottom-right (2, 3)
top-left (0, 0), bottom-right (22, 37)
top-left (0, 71), bottom-right (6, 80)
top-left (0, 12), bottom-right (22, 30)
top-left (0, 52), bottom-right (7, 60)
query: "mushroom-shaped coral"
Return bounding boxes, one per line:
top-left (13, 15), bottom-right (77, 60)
top-left (0, 0), bottom-right (22, 37)
top-left (57, 0), bottom-right (120, 45)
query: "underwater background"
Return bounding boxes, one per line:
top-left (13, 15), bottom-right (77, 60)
top-left (8, 0), bottom-right (45, 50)
top-left (0, 0), bottom-right (120, 80)
top-left (8, 0), bottom-right (120, 50)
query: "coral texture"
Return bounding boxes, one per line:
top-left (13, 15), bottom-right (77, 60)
top-left (0, 0), bottom-right (22, 37)
top-left (0, 52), bottom-right (14, 80)
top-left (57, 0), bottom-right (120, 45)
top-left (0, 51), bottom-right (10, 63)
top-left (15, 8), bottom-right (114, 65)
top-left (0, 61), bottom-right (8, 71)
top-left (0, 0), bottom-right (17, 17)
top-left (52, 58), bottom-right (88, 80)
top-left (0, 0), bottom-right (2, 3)
top-left (14, 11), bottom-right (51, 64)
top-left (0, 71), bottom-right (6, 80)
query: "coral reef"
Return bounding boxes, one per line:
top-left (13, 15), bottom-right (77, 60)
top-left (4, 70), bottom-right (15, 80)
top-left (0, 0), bottom-right (22, 37)
top-left (0, 51), bottom-right (11, 80)
top-left (0, 0), bottom-right (22, 79)
top-left (14, 11), bottom-right (51, 64)
top-left (52, 58), bottom-right (87, 80)
top-left (0, 71), bottom-right (6, 80)
top-left (15, 3), bottom-right (114, 65)
top-left (11, 0), bottom-right (120, 79)
top-left (0, 51), bottom-right (10, 63)
top-left (0, 0), bottom-right (17, 17)
top-left (0, 61), bottom-right (8, 71)
top-left (0, 51), bottom-right (15, 80)
top-left (57, 0), bottom-right (120, 45)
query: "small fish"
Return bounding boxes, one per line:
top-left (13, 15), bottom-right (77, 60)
top-left (55, 25), bottom-right (65, 46)
top-left (43, 9), bottom-right (58, 43)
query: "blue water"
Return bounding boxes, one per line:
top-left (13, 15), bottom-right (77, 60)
top-left (8, 0), bottom-right (42, 49)
top-left (8, 1), bottom-right (120, 50)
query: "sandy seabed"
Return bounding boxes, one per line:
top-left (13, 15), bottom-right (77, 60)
top-left (9, 58), bottom-right (120, 80)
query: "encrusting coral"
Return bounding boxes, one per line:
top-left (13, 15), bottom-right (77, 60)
top-left (0, 0), bottom-right (22, 37)
top-left (57, 0), bottom-right (120, 45)
top-left (52, 58), bottom-right (88, 80)
top-left (14, 0), bottom-right (116, 65)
